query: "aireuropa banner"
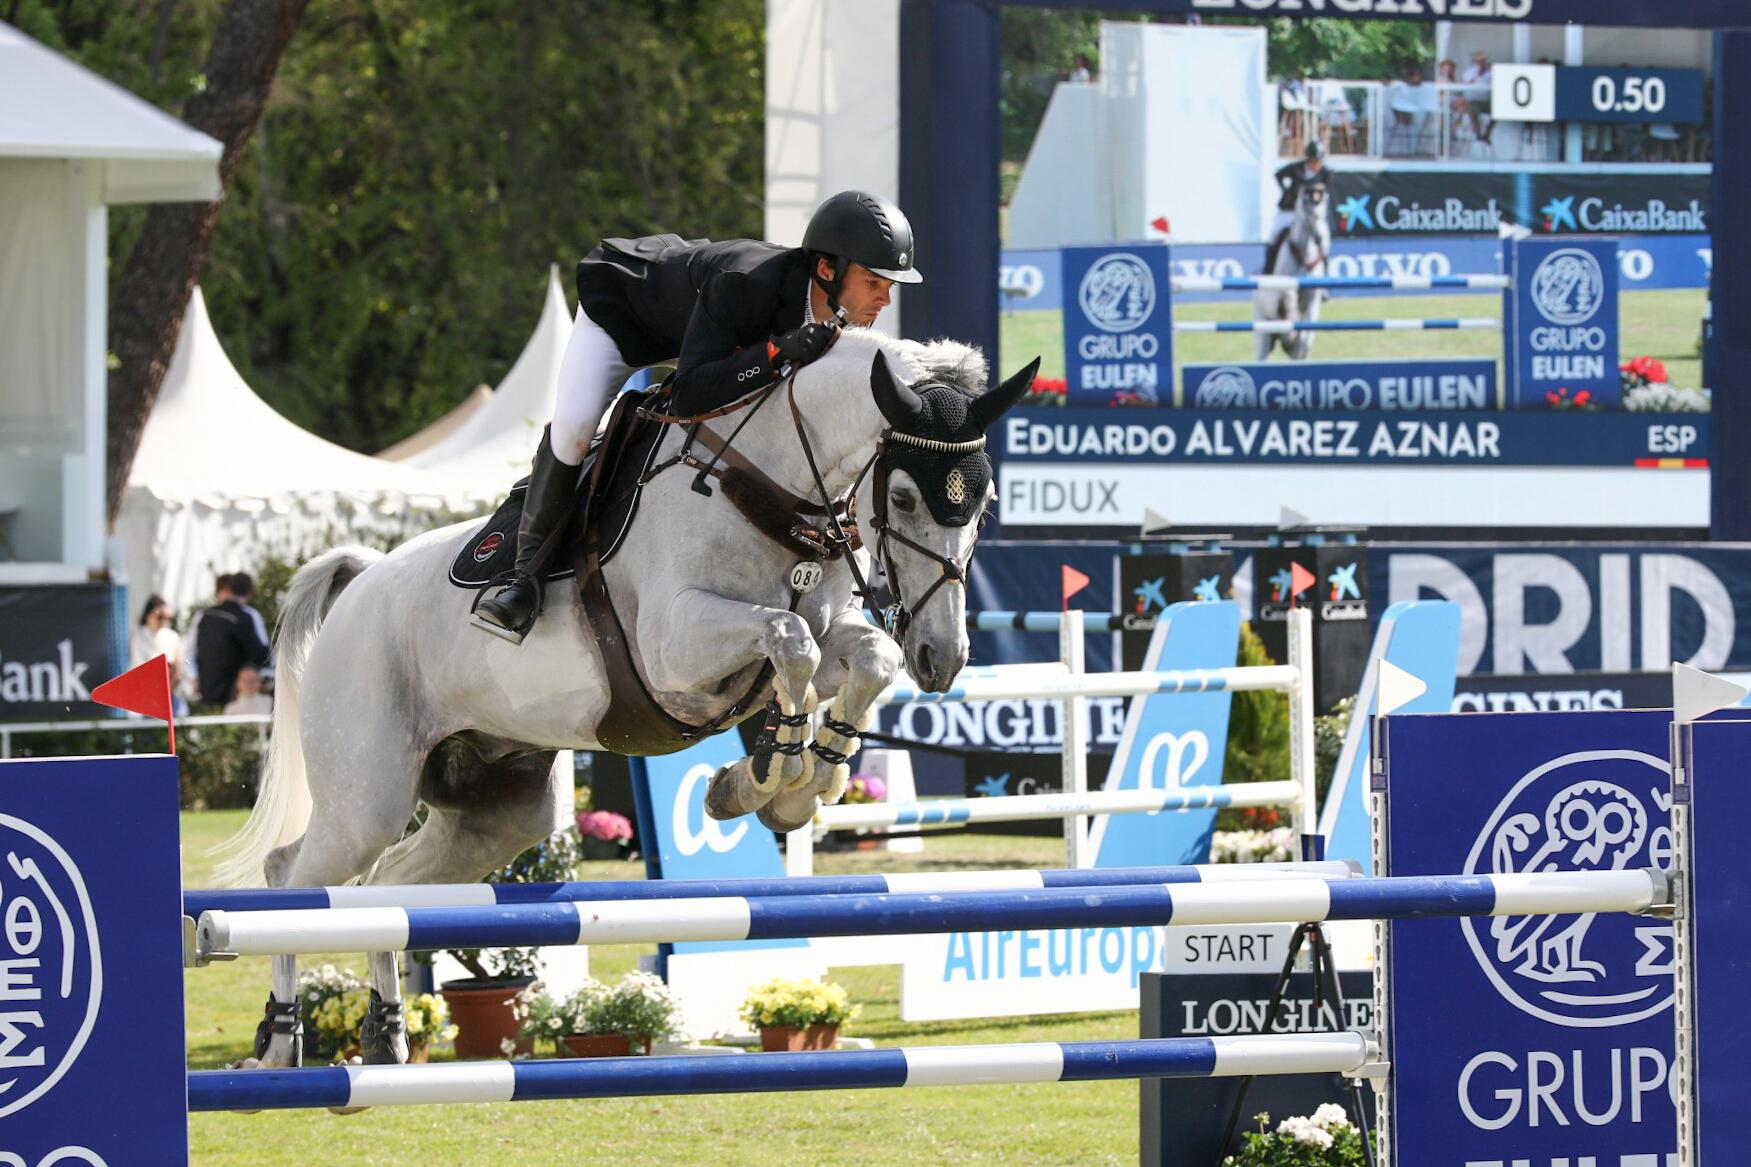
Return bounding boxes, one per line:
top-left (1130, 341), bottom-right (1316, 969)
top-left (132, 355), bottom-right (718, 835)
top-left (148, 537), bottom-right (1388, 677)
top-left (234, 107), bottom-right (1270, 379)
top-left (1506, 235), bottom-right (1621, 408)
top-left (1061, 244), bottom-right (1173, 406)
top-left (999, 234), bottom-right (1709, 312)
top-left (1183, 358), bottom-right (1498, 411)
top-left (1371, 543), bottom-right (1751, 675)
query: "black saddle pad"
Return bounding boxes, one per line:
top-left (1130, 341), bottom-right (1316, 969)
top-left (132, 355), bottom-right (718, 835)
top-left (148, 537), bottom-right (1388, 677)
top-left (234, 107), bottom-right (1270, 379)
top-left (448, 394), bottom-right (668, 589)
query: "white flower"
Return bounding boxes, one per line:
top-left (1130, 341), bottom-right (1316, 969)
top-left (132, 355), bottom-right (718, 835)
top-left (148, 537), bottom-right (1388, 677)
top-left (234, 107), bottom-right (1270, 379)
top-left (499, 1037), bottom-right (517, 1056)
top-left (1311, 1102), bottom-right (1351, 1130)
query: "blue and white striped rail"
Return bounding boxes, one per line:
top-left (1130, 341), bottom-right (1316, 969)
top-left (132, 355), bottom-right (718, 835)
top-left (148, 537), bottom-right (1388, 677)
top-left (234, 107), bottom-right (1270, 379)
top-left (878, 664), bottom-right (1297, 706)
top-left (194, 869), bottom-right (1666, 959)
top-left (969, 610), bottom-right (1135, 633)
top-left (1173, 274), bottom-right (1510, 293)
top-left (816, 781), bottom-right (1303, 831)
top-left (182, 859), bottom-right (1356, 918)
top-left (1175, 317), bottom-right (1501, 334)
top-left (186, 1032), bottom-right (1374, 1112)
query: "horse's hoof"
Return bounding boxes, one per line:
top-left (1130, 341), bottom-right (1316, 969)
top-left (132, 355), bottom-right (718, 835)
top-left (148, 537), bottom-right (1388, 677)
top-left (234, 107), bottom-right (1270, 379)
top-left (705, 757), bottom-right (777, 820)
top-left (757, 796), bottom-right (818, 835)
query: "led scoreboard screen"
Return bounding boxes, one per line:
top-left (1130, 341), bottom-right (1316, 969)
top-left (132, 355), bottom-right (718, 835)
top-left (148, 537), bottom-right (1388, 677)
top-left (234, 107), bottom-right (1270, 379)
top-left (1493, 64), bottom-right (1706, 125)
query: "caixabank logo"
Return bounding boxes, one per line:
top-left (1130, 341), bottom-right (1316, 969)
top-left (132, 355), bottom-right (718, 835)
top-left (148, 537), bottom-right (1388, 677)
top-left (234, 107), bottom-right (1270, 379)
top-left (0, 814), bottom-right (102, 1116)
top-left (1321, 561), bottom-right (1367, 623)
top-left (1460, 751), bottom-right (1672, 1028)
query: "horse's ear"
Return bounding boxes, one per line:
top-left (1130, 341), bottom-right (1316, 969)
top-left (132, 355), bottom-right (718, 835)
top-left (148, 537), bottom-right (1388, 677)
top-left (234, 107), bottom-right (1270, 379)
top-left (870, 351), bottom-right (925, 430)
top-left (972, 356), bottom-right (1041, 429)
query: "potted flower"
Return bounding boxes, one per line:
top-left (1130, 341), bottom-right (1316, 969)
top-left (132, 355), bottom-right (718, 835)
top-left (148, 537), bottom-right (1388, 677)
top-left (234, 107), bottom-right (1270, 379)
top-left (840, 774), bottom-right (887, 805)
top-left (439, 827), bottom-right (582, 1058)
top-left (575, 809), bottom-right (634, 861)
top-left (739, 976), bottom-right (860, 1052)
top-left (1223, 1104), bottom-right (1366, 1166)
top-left (401, 992), bottom-right (456, 1063)
top-left (515, 973), bottom-right (685, 1058)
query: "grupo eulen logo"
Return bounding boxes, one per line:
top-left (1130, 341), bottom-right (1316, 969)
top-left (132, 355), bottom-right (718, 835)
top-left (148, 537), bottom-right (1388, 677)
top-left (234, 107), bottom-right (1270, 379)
top-left (1192, 367), bottom-right (1258, 409)
top-left (1460, 750), bottom-right (1672, 1028)
top-left (1077, 253), bottom-right (1155, 333)
top-left (0, 814), bottom-right (103, 1116)
top-left (1530, 248), bottom-right (1605, 326)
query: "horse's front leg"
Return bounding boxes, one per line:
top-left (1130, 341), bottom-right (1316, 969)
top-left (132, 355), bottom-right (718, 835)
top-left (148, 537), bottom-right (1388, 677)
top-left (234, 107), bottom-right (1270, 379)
top-left (645, 589), bottom-right (823, 820)
top-left (759, 611), bottom-right (905, 832)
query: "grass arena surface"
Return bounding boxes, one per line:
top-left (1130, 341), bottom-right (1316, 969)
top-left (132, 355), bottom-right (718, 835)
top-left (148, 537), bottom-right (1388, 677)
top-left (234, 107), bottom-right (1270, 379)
top-left (182, 812), bottom-right (1139, 1166)
top-left (1000, 289), bottom-right (1707, 399)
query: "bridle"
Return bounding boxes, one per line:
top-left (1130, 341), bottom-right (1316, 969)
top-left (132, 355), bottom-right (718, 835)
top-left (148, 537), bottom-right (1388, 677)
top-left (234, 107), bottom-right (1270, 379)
top-left (787, 381), bottom-right (983, 642)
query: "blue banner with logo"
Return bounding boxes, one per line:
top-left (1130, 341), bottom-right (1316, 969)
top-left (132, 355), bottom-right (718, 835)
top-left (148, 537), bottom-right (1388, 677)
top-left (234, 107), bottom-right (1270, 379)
top-left (1089, 601), bottom-right (1240, 868)
top-left (629, 736), bottom-right (802, 956)
top-left (1506, 235), bottom-right (1621, 409)
top-left (1184, 359), bottom-right (1498, 411)
top-left (999, 236), bottom-right (1708, 312)
top-left (1370, 543), bottom-right (1751, 675)
top-left (998, 407), bottom-right (1703, 466)
top-left (1062, 244), bottom-right (1172, 406)
top-left (1380, 710), bottom-right (1676, 1167)
top-left (0, 755), bottom-right (187, 1163)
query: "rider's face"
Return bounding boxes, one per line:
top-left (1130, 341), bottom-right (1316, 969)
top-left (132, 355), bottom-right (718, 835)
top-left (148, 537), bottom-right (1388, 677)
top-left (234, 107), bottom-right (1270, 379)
top-left (818, 259), bottom-right (895, 326)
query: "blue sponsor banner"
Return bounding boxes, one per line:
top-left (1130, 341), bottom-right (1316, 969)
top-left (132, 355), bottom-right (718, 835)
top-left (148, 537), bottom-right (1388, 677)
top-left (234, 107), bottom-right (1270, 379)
top-left (1505, 235), bottom-right (1621, 408)
top-left (0, 755), bottom-right (187, 1164)
top-left (629, 736), bottom-right (802, 956)
top-left (1061, 244), bottom-right (1172, 406)
top-left (1380, 710), bottom-right (1676, 1167)
top-left (998, 407), bottom-right (1705, 466)
top-left (1370, 542), bottom-right (1750, 675)
top-left (1089, 601), bottom-right (1240, 868)
top-left (999, 236), bottom-right (1708, 311)
top-left (1183, 358), bottom-right (1498, 411)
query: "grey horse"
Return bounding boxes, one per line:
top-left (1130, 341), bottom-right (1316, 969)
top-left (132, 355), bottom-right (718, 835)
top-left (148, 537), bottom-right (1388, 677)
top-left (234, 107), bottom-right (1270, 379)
top-left (210, 329), bottom-right (1037, 1070)
top-left (1255, 183), bottom-right (1332, 361)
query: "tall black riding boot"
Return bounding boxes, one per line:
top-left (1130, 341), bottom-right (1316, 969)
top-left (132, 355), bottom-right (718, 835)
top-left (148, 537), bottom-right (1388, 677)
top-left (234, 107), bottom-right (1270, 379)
top-left (471, 428), bottom-right (578, 643)
top-left (1263, 227), bottom-right (1288, 276)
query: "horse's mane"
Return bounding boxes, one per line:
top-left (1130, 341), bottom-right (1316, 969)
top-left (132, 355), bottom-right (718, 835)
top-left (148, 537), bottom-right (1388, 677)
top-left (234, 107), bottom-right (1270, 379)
top-left (816, 328), bottom-right (989, 397)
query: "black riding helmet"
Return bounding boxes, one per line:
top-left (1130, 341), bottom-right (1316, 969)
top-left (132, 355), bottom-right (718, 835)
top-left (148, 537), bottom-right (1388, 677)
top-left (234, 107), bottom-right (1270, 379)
top-left (1305, 139), bottom-right (1327, 162)
top-left (802, 191), bottom-right (923, 323)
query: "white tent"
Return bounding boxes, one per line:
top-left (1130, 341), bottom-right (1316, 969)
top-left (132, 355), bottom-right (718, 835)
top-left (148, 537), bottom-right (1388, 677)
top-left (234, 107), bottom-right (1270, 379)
top-left (376, 384), bottom-right (493, 461)
top-left (403, 266), bottom-right (574, 483)
top-left (118, 289), bottom-right (489, 613)
top-left (0, 21), bottom-right (221, 583)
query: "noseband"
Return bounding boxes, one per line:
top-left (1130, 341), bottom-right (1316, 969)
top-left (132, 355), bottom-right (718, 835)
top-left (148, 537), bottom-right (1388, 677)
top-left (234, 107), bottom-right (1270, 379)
top-left (786, 381), bottom-right (983, 641)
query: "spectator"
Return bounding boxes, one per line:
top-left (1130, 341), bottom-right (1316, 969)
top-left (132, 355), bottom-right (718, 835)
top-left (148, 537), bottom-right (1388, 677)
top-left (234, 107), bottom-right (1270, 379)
top-left (1462, 51), bottom-right (1493, 144)
top-left (1068, 53), bottom-right (1094, 84)
top-left (1463, 50), bottom-right (1491, 85)
top-left (195, 573), bottom-right (271, 708)
top-left (132, 594), bottom-right (190, 717)
top-left (224, 665), bottom-right (273, 717)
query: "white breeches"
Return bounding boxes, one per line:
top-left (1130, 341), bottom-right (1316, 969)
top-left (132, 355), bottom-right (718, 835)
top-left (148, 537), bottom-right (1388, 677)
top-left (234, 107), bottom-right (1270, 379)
top-left (550, 307), bottom-right (646, 466)
top-left (1269, 209), bottom-right (1296, 240)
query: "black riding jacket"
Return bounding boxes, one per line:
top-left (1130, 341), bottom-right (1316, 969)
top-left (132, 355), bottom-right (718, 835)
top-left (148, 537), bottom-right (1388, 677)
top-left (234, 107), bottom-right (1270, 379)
top-left (575, 236), bottom-right (812, 417)
top-left (1274, 160), bottom-right (1335, 212)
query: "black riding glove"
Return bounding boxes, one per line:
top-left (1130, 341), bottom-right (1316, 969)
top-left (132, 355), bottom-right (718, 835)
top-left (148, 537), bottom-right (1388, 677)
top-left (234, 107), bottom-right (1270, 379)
top-left (767, 322), bottom-right (838, 370)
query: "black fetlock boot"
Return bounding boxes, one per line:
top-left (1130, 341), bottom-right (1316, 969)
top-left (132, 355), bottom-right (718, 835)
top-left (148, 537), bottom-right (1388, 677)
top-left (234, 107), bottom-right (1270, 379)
top-left (472, 426), bottom-right (579, 643)
top-left (359, 990), bottom-right (406, 1065)
top-left (253, 995), bottom-right (303, 1066)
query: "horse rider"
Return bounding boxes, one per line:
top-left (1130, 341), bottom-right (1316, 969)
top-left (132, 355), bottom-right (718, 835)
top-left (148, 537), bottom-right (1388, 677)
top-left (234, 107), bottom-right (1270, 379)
top-left (472, 190), bottom-right (924, 642)
top-left (1264, 139), bottom-right (1334, 274)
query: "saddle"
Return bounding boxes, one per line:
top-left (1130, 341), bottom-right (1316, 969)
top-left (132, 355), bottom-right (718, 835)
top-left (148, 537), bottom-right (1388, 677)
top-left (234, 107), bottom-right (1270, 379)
top-left (451, 380), bottom-right (861, 757)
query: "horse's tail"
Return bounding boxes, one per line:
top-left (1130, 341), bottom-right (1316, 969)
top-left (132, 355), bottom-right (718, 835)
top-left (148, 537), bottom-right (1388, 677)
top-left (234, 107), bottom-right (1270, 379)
top-left (208, 545), bottom-right (385, 887)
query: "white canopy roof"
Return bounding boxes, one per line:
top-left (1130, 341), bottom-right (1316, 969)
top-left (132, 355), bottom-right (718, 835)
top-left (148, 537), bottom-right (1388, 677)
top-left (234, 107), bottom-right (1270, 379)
top-left (404, 266), bottom-right (573, 483)
top-left (0, 21), bottom-right (221, 202)
top-left (130, 288), bottom-right (476, 506)
top-left (377, 384), bottom-right (493, 461)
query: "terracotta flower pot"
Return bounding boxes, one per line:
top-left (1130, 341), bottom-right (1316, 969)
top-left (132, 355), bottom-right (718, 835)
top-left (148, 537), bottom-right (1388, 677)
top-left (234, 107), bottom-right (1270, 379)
top-left (407, 1037), bottom-right (431, 1064)
top-left (440, 976), bottom-right (535, 1060)
top-left (759, 1023), bottom-right (839, 1052)
top-left (563, 1033), bottom-right (633, 1058)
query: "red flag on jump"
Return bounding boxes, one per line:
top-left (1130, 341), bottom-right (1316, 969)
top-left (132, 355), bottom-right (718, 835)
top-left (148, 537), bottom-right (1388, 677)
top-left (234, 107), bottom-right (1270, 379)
top-left (1288, 561), bottom-right (1318, 605)
top-left (92, 654), bottom-right (176, 754)
top-left (1061, 564), bottom-right (1091, 611)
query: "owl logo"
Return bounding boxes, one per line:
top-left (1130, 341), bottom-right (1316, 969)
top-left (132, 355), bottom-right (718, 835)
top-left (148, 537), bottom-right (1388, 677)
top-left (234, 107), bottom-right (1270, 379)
top-left (1461, 750), bottom-right (1673, 1028)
